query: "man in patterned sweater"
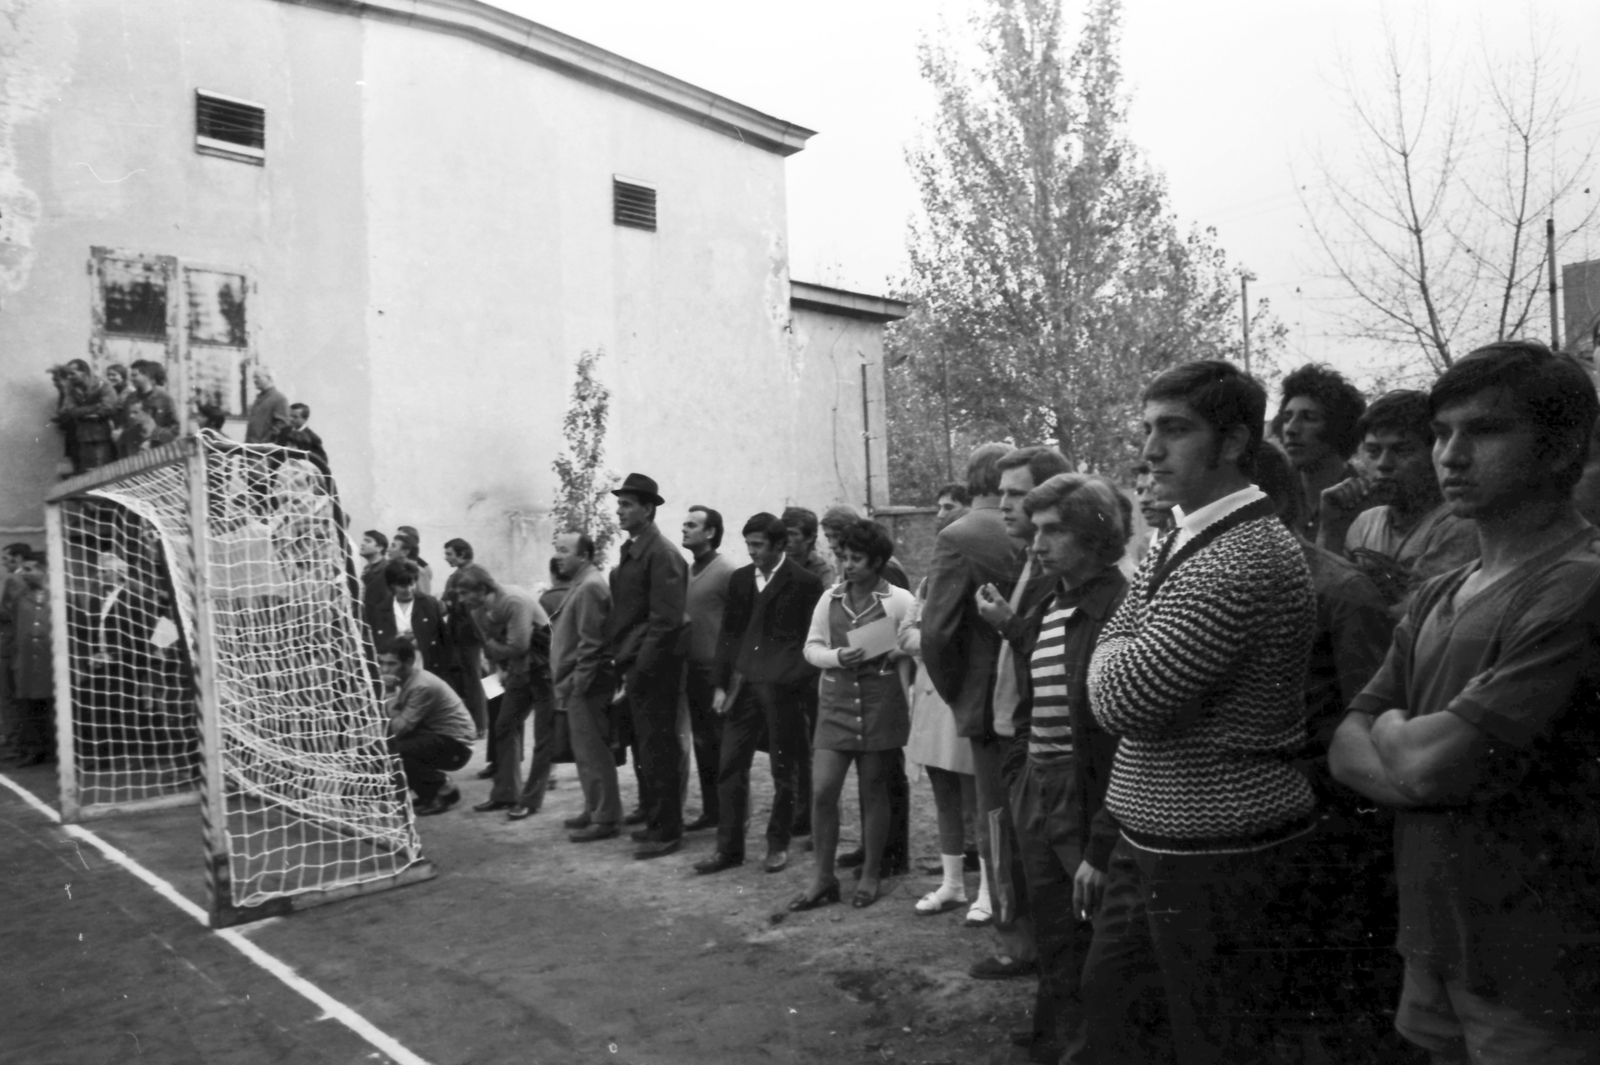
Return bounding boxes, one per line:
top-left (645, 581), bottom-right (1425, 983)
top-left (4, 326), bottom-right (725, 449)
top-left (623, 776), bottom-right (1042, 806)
top-left (1079, 360), bottom-right (1318, 1064)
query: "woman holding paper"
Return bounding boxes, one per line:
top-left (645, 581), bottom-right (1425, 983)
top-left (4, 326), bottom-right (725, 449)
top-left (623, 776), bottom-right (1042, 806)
top-left (790, 520), bottom-right (915, 912)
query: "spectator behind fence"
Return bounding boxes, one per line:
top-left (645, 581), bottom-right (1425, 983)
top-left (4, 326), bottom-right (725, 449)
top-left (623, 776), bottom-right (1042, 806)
top-left (1331, 341), bottom-right (1600, 1062)
top-left (379, 635), bottom-right (474, 816)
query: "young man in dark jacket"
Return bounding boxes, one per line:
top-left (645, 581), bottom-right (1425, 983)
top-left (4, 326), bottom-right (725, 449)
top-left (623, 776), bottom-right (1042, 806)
top-left (694, 513), bottom-right (823, 876)
top-left (978, 474), bottom-right (1130, 1065)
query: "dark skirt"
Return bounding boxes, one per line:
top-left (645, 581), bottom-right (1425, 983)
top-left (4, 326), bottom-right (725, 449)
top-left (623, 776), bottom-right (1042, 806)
top-left (814, 667), bottom-right (908, 753)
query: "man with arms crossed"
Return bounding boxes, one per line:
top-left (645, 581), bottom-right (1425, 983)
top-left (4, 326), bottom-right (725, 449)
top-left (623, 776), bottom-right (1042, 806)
top-left (1331, 341), bottom-right (1600, 1062)
top-left (1082, 360), bottom-right (1318, 1063)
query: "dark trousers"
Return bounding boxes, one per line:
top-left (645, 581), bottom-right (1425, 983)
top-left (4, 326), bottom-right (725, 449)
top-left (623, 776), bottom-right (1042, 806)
top-left (715, 680), bottom-right (810, 858)
top-left (483, 693), bottom-right (503, 773)
top-left (487, 679), bottom-right (555, 805)
top-left (515, 681), bottom-right (558, 808)
top-left (683, 662), bottom-right (721, 821)
top-left (390, 730), bottom-right (472, 802)
top-left (440, 660), bottom-right (486, 733)
top-left (1012, 759), bottom-right (1094, 1061)
top-left (628, 658), bottom-right (685, 840)
top-left (1074, 833), bottom-right (1312, 1065)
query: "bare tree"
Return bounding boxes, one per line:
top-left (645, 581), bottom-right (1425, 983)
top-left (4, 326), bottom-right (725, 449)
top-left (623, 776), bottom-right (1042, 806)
top-left (1303, 11), bottom-right (1598, 379)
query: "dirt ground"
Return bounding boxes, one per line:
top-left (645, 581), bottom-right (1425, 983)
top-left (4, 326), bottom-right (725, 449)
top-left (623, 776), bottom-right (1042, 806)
top-left (1, 745), bottom-right (1038, 1065)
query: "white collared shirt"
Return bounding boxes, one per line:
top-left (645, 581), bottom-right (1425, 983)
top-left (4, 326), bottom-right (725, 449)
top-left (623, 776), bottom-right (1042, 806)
top-left (1170, 485), bottom-right (1267, 552)
top-left (393, 597), bottom-right (416, 637)
top-left (754, 554), bottom-right (785, 594)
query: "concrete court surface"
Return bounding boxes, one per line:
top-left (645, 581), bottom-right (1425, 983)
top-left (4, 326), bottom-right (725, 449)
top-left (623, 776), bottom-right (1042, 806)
top-left (0, 754), bottom-right (1034, 1065)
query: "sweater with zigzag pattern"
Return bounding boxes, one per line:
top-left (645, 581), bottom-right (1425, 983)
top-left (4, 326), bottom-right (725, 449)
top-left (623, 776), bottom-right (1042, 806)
top-left (1088, 499), bottom-right (1318, 854)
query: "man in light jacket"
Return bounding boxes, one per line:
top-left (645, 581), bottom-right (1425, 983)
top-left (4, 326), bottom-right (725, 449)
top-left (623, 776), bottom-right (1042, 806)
top-left (550, 531), bottom-right (620, 842)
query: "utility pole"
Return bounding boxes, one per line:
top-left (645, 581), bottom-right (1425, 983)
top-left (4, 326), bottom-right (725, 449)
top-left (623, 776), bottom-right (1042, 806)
top-left (1241, 274), bottom-right (1251, 375)
top-left (1547, 218), bottom-right (1561, 350)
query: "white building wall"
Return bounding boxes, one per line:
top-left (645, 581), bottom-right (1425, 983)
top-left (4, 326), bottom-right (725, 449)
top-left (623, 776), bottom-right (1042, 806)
top-left (0, 0), bottom-right (887, 581)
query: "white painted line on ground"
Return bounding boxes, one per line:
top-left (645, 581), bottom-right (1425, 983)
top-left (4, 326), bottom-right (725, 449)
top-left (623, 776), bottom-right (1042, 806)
top-left (0, 773), bottom-right (432, 1065)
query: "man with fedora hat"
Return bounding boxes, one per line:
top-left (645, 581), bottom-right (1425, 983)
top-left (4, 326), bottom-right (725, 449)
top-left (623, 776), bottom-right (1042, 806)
top-left (602, 473), bottom-right (691, 859)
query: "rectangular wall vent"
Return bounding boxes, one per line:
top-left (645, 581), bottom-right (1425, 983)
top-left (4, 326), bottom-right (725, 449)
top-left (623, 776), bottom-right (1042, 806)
top-left (612, 178), bottom-right (657, 231)
top-left (195, 90), bottom-right (265, 165)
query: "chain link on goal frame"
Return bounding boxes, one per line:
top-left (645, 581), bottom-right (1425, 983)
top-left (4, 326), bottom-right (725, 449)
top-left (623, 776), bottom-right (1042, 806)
top-left (45, 432), bottom-right (435, 927)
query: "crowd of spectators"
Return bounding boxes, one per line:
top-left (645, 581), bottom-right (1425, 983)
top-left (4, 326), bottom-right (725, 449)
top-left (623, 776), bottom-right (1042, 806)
top-left (17, 340), bottom-right (1600, 1062)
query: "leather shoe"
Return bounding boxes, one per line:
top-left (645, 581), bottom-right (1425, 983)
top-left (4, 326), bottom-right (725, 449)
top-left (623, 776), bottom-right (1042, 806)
top-left (569, 824), bottom-right (620, 843)
top-left (630, 828), bottom-right (653, 843)
top-left (474, 766), bottom-right (496, 780)
top-left (505, 805), bottom-right (538, 821)
top-left (693, 851), bottom-right (743, 875)
top-left (414, 793), bottom-right (455, 816)
top-left (634, 838), bottom-right (681, 860)
top-left (836, 847), bottom-right (865, 868)
top-left (763, 848), bottom-right (789, 874)
top-left (683, 813), bottom-right (719, 832)
top-left (563, 813), bottom-right (591, 830)
top-left (622, 807), bottom-right (647, 826)
top-left (472, 799), bottom-right (515, 813)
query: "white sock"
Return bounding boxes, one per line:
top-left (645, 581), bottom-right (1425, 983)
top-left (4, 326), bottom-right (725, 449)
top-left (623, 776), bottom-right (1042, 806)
top-left (940, 854), bottom-right (966, 898)
top-left (969, 858), bottom-right (993, 917)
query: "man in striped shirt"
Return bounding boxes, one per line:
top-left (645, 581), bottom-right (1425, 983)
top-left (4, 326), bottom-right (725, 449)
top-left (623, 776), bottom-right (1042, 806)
top-left (978, 474), bottom-right (1131, 1065)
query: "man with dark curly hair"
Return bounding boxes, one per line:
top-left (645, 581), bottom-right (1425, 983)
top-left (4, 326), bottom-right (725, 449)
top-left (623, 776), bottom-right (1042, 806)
top-left (1273, 363), bottom-right (1367, 542)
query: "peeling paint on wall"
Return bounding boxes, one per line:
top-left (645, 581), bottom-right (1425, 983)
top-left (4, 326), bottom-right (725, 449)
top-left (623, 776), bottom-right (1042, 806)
top-left (0, 1), bottom-right (75, 297)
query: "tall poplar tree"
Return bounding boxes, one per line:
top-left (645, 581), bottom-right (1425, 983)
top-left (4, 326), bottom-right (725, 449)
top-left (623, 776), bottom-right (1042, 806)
top-left (890, 0), bottom-right (1280, 499)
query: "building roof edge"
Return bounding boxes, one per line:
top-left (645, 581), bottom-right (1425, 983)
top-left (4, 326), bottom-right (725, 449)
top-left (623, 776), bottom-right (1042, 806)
top-left (790, 280), bottom-right (911, 324)
top-left (277, 0), bottom-right (816, 156)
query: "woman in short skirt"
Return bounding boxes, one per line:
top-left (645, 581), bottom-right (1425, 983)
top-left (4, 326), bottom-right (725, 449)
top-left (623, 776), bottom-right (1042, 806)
top-left (789, 520), bottom-right (915, 911)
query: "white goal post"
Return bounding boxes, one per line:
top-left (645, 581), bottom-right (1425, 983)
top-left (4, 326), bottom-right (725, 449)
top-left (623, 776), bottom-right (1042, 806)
top-left (45, 432), bottom-right (434, 927)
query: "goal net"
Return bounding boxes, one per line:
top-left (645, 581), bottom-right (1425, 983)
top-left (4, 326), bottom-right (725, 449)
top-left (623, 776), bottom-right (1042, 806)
top-left (46, 432), bottom-right (432, 926)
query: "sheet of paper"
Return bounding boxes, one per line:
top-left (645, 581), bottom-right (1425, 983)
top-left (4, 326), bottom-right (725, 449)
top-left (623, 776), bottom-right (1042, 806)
top-left (846, 616), bottom-right (898, 660)
top-left (149, 616), bottom-right (180, 650)
top-left (480, 673), bottom-right (505, 701)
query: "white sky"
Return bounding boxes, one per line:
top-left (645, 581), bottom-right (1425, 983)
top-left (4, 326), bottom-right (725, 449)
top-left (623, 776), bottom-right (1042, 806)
top-left (499, 0), bottom-right (1600, 382)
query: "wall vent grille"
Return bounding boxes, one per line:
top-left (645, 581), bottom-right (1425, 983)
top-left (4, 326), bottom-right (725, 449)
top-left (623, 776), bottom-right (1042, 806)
top-left (612, 179), bottom-right (657, 231)
top-left (195, 91), bottom-right (265, 165)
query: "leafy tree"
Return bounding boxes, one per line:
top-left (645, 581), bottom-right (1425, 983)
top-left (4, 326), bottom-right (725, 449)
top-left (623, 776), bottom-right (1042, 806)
top-left (551, 349), bottom-right (620, 561)
top-left (890, 0), bottom-right (1280, 504)
top-left (1301, 12), bottom-right (1598, 379)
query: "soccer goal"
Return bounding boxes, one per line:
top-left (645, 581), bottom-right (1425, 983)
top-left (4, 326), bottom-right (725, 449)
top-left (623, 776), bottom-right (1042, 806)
top-left (45, 431), bottom-right (434, 927)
